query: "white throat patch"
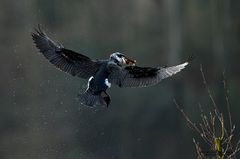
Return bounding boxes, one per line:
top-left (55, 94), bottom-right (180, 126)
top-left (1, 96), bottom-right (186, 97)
top-left (111, 53), bottom-right (123, 64)
top-left (105, 78), bottom-right (111, 88)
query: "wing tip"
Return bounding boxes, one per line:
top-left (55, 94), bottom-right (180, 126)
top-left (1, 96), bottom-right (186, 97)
top-left (177, 54), bottom-right (195, 70)
top-left (186, 54), bottom-right (195, 63)
top-left (182, 61), bottom-right (189, 68)
top-left (175, 62), bottom-right (188, 71)
top-left (31, 24), bottom-right (46, 39)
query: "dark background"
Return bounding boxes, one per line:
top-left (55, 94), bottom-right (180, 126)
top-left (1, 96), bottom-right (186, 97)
top-left (1, 0), bottom-right (240, 159)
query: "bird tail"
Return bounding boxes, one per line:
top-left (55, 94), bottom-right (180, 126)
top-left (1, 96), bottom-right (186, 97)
top-left (78, 90), bottom-right (111, 107)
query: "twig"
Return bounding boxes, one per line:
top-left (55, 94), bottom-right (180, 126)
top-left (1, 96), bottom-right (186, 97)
top-left (200, 64), bottom-right (220, 115)
top-left (223, 70), bottom-right (233, 130)
top-left (176, 65), bottom-right (239, 159)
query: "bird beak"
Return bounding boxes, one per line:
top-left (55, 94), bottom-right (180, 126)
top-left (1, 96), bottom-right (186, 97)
top-left (123, 56), bottom-right (137, 66)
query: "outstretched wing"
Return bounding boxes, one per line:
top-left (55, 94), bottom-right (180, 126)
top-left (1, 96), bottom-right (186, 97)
top-left (32, 26), bottom-right (102, 79)
top-left (108, 62), bottom-right (188, 88)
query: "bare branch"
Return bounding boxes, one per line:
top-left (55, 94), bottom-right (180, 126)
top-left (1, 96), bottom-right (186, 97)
top-left (223, 70), bottom-right (233, 130)
top-left (176, 66), bottom-right (239, 159)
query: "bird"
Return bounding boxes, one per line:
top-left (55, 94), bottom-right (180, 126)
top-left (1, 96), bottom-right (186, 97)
top-left (32, 25), bottom-right (190, 107)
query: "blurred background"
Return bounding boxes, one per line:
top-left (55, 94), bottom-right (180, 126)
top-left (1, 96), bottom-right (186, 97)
top-left (1, 0), bottom-right (240, 158)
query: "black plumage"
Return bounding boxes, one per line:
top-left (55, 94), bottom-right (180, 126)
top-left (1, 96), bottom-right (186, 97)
top-left (32, 26), bottom-right (102, 79)
top-left (32, 26), bottom-right (190, 107)
top-left (125, 66), bottom-right (159, 78)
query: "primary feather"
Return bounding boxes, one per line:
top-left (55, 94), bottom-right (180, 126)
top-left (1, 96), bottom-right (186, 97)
top-left (108, 62), bottom-right (189, 88)
top-left (32, 25), bottom-right (102, 79)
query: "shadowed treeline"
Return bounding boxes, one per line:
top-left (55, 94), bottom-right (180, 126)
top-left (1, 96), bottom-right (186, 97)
top-left (1, 0), bottom-right (240, 159)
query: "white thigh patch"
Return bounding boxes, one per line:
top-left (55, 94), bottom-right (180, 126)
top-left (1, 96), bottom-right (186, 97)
top-left (105, 78), bottom-right (111, 88)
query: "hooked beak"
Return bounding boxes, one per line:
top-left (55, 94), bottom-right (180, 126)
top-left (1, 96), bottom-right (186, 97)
top-left (123, 56), bottom-right (137, 66)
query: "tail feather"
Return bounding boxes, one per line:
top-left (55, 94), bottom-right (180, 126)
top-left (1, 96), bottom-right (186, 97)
top-left (100, 91), bottom-right (111, 107)
top-left (78, 90), bottom-right (110, 107)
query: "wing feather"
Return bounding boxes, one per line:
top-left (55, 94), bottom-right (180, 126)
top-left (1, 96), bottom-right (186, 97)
top-left (32, 25), bottom-right (102, 79)
top-left (108, 62), bottom-right (189, 88)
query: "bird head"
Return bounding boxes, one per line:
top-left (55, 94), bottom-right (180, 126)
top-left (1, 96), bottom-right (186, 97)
top-left (110, 52), bottom-right (136, 66)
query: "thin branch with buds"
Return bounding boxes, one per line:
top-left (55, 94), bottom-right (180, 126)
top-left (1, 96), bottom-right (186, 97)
top-left (175, 65), bottom-right (240, 159)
